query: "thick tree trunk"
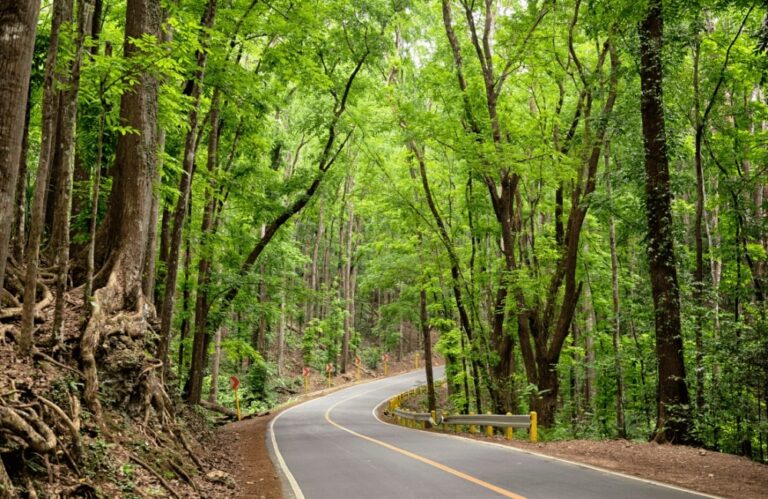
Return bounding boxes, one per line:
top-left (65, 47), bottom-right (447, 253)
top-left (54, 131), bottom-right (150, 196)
top-left (0, 0), bottom-right (41, 295)
top-left (80, 0), bottom-right (162, 420)
top-left (638, 0), bottom-right (692, 444)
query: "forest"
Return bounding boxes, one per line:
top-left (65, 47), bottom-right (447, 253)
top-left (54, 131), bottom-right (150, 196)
top-left (1, 0), bottom-right (767, 495)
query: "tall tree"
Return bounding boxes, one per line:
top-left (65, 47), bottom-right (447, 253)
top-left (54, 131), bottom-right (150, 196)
top-left (0, 0), bottom-right (40, 296)
top-left (80, 0), bottom-right (162, 421)
top-left (638, 0), bottom-right (692, 444)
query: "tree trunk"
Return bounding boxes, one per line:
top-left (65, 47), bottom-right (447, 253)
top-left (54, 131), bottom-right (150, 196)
top-left (307, 205), bottom-right (324, 322)
top-left (341, 179), bottom-right (354, 373)
top-left (638, 0), bottom-right (693, 444)
top-left (277, 290), bottom-right (286, 376)
top-left (51, 0), bottom-right (94, 349)
top-left (583, 278), bottom-right (597, 410)
top-left (157, 0), bottom-right (218, 367)
top-left (185, 93), bottom-right (222, 404)
top-left (606, 146), bottom-right (627, 438)
top-left (177, 226), bottom-right (192, 374)
top-left (19, 0), bottom-right (66, 356)
top-left (420, 288), bottom-right (436, 416)
top-left (12, 86), bottom-right (33, 263)
top-left (84, 43), bottom-right (110, 318)
top-left (0, 0), bottom-right (40, 295)
top-left (208, 326), bottom-right (223, 404)
top-left (80, 0), bottom-right (162, 421)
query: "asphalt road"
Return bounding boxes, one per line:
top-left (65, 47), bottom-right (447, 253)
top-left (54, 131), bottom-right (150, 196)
top-left (268, 368), bottom-right (713, 499)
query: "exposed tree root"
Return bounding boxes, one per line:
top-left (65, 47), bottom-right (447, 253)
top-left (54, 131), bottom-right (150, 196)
top-left (0, 325), bottom-right (17, 345)
top-left (168, 458), bottom-right (197, 492)
top-left (0, 289), bottom-right (20, 308)
top-left (0, 281), bottom-right (52, 321)
top-left (129, 454), bottom-right (181, 499)
top-left (174, 428), bottom-right (205, 471)
top-left (32, 349), bottom-right (83, 378)
top-left (37, 396), bottom-right (81, 460)
top-left (0, 406), bottom-right (56, 453)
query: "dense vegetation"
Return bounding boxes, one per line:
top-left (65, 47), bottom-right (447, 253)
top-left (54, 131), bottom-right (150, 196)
top-left (1, 0), bottom-right (767, 491)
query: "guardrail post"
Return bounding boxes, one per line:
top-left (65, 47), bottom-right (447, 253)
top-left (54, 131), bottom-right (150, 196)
top-left (486, 412), bottom-right (493, 437)
top-left (505, 412), bottom-right (513, 440)
top-left (469, 412), bottom-right (477, 434)
top-left (530, 411), bottom-right (537, 443)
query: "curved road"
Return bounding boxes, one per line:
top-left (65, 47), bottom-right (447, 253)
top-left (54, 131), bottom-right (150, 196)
top-left (269, 368), bottom-right (713, 499)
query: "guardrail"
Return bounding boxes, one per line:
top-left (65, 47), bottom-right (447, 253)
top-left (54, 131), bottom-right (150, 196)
top-left (386, 386), bottom-right (538, 442)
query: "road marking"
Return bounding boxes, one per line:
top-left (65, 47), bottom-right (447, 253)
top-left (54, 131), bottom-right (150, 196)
top-left (270, 404), bottom-right (308, 499)
top-left (370, 395), bottom-right (720, 499)
top-left (268, 371), bottom-right (428, 499)
top-left (325, 394), bottom-right (527, 499)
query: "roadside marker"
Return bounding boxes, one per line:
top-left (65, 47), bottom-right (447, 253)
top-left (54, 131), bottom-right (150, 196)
top-left (229, 375), bottom-right (241, 421)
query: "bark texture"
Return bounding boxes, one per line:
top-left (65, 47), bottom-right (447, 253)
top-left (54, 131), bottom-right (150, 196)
top-left (638, 0), bottom-right (693, 444)
top-left (0, 0), bottom-right (40, 294)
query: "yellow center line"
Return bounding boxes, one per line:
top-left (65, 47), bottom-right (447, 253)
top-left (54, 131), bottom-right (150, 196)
top-left (324, 394), bottom-right (526, 499)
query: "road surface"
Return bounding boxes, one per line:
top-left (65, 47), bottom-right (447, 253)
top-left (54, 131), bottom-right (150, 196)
top-left (269, 368), bottom-right (712, 499)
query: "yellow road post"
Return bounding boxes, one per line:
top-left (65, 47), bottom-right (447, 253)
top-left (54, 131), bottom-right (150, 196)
top-left (415, 352), bottom-right (419, 369)
top-left (530, 411), bottom-right (538, 443)
top-left (486, 412), bottom-right (493, 437)
top-left (469, 412), bottom-right (477, 434)
top-left (505, 412), bottom-right (513, 440)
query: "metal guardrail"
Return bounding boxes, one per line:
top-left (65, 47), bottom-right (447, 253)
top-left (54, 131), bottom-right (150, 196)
top-left (387, 385), bottom-right (538, 442)
top-left (443, 414), bottom-right (531, 428)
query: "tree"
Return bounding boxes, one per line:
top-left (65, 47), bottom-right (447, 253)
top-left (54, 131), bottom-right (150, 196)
top-left (0, 0), bottom-right (40, 295)
top-left (638, 0), bottom-right (693, 444)
top-left (80, 0), bottom-right (162, 421)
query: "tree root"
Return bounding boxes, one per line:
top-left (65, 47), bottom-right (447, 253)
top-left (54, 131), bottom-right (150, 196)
top-left (0, 405), bottom-right (56, 453)
top-left (0, 288), bottom-right (20, 308)
top-left (174, 428), bottom-right (205, 471)
top-left (0, 282), bottom-right (52, 321)
top-left (32, 349), bottom-right (84, 378)
top-left (168, 459), bottom-right (198, 492)
top-left (37, 395), bottom-right (81, 460)
top-left (129, 454), bottom-right (181, 499)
